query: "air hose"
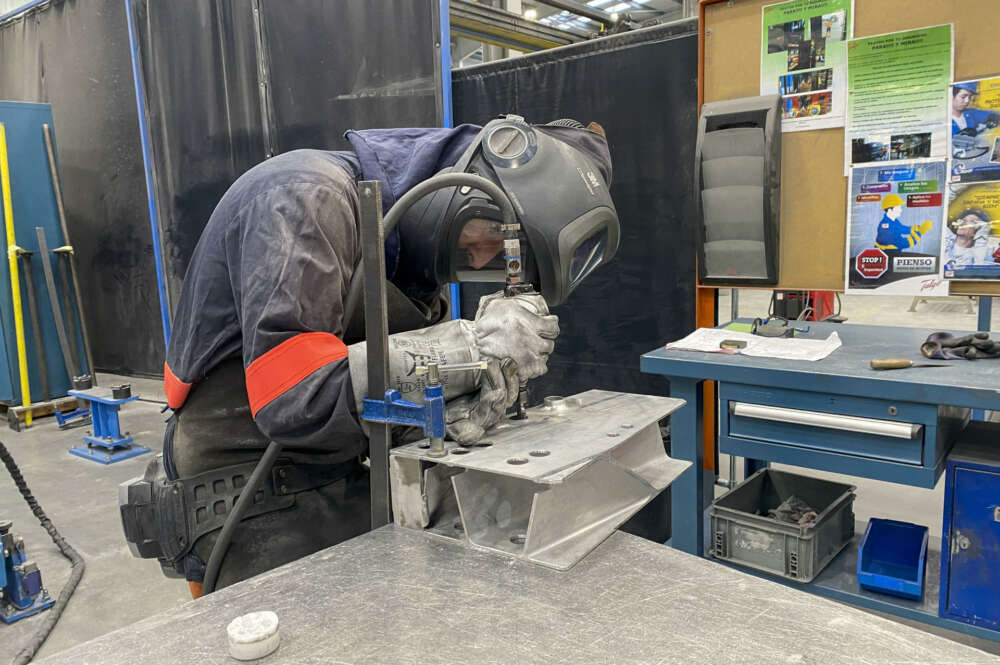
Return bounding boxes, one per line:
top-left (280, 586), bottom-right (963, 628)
top-left (1, 439), bottom-right (85, 665)
top-left (204, 172), bottom-right (516, 595)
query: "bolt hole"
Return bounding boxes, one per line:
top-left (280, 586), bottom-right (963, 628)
top-left (417, 442), bottom-right (431, 449)
top-left (471, 441), bottom-right (493, 448)
top-left (606, 432), bottom-right (620, 438)
top-left (450, 448), bottom-right (471, 455)
top-left (621, 424), bottom-right (634, 429)
top-left (453, 520), bottom-right (464, 531)
top-left (529, 450), bottom-right (550, 457)
top-left (510, 533), bottom-right (526, 545)
top-left (507, 457), bottom-right (529, 465)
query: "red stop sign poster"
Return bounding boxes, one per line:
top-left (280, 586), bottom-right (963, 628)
top-left (855, 248), bottom-right (888, 279)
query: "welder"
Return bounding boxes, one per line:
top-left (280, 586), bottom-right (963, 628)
top-left (119, 116), bottom-right (620, 596)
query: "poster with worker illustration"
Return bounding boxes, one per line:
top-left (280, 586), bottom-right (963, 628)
top-left (845, 159), bottom-right (948, 295)
top-left (950, 77), bottom-right (1000, 183)
top-left (942, 182), bottom-right (1000, 280)
top-left (760, 0), bottom-right (853, 132)
top-left (846, 25), bottom-right (953, 169)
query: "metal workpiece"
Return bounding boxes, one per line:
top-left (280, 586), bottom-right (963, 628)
top-left (390, 390), bottom-right (690, 570)
top-left (35, 526), bottom-right (1000, 665)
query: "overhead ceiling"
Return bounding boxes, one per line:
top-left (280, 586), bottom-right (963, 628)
top-left (525, 0), bottom-right (684, 33)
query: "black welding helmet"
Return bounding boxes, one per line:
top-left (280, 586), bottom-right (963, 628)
top-left (398, 115), bottom-right (619, 306)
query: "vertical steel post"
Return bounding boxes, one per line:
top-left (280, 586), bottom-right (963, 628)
top-left (359, 181), bottom-right (392, 528)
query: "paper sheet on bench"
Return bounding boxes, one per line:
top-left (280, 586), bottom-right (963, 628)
top-left (666, 329), bottom-right (842, 362)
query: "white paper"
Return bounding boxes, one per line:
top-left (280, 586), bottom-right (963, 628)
top-left (666, 328), bottom-right (842, 362)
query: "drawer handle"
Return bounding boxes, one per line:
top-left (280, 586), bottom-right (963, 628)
top-left (730, 402), bottom-right (922, 440)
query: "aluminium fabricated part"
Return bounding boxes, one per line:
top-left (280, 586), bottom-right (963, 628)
top-left (389, 390), bottom-right (689, 570)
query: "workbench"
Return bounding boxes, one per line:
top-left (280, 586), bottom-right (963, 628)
top-left (641, 320), bottom-right (1000, 641)
top-left (35, 526), bottom-right (999, 664)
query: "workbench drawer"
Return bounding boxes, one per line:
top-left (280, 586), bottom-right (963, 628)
top-left (720, 384), bottom-right (966, 468)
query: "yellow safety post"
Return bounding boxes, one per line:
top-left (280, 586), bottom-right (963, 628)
top-left (0, 123), bottom-right (32, 426)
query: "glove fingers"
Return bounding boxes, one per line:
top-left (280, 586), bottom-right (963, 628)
top-left (536, 314), bottom-right (560, 340)
top-left (446, 419), bottom-right (485, 443)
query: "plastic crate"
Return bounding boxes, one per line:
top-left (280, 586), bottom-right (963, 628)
top-left (857, 518), bottom-right (928, 600)
top-left (710, 469), bottom-right (856, 582)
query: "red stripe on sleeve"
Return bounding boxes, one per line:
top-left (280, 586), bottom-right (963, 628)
top-left (244, 332), bottom-right (349, 417)
top-left (164, 363), bottom-right (193, 410)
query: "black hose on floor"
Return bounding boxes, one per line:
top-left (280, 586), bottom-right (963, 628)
top-left (0, 438), bottom-right (85, 665)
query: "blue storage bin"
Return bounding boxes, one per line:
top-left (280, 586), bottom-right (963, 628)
top-left (857, 518), bottom-right (928, 600)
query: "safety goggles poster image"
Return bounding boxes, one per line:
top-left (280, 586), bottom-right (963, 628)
top-left (942, 182), bottom-right (1000, 280)
top-left (951, 77), bottom-right (1000, 183)
top-left (845, 159), bottom-right (947, 295)
top-left (761, 0), bottom-right (853, 132)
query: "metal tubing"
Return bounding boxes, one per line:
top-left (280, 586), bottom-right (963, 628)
top-left (43, 124), bottom-right (96, 383)
top-left (17, 251), bottom-right (49, 402)
top-left (731, 402), bottom-right (921, 439)
top-left (55, 252), bottom-right (81, 376)
top-left (125, 0), bottom-right (172, 345)
top-left (0, 123), bottom-right (32, 426)
top-left (35, 227), bottom-right (77, 383)
top-left (360, 180), bottom-right (392, 529)
top-left (979, 296), bottom-right (993, 332)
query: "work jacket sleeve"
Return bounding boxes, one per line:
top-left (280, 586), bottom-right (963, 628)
top-left (228, 179), bottom-right (367, 456)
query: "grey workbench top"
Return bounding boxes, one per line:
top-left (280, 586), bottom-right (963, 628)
top-left (38, 526), bottom-right (999, 664)
top-left (642, 321), bottom-right (1000, 410)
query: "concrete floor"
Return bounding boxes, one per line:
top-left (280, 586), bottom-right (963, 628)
top-left (1, 376), bottom-right (188, 661)
top-left (2, 297), bottom-right (1000, 660)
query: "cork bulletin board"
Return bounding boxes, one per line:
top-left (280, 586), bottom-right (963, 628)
top-left (700, 0), bottom-right (1000, 296)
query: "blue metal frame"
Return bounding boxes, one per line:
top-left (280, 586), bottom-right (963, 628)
top-left (67, 390), bottom-right (149, 464)
top-left (125, 0), bottom-right (172, 346)
top-left (641, 320), bottom-right (1000, 637)
top-left (440, 0), bottom-right (463, 320)
top-left (362, 385), bottom-right (446, 439)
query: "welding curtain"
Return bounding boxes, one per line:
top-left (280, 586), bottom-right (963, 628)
top-left (453, 19), bottom-right (700, 402)
top-left (0, 0), bottom-right (160, 375)
top-left (129, 0), bottom-right (445, 319)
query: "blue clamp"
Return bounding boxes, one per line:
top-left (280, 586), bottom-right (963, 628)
top-left (362, 385), bottom-right (446, 439)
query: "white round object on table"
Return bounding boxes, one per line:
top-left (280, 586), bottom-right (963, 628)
top-left (227, 610), bottom-right (280, 661)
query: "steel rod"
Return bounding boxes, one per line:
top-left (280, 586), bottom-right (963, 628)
top-left (43, 124), bottom-right (97, 383)
top-left (359, 180), bottom-right (392, 529)
top-left (35, 227), bottom-right (77, 383)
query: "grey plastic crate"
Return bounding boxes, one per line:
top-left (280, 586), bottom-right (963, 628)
top-left (710, 469), bottom-right (856, 582)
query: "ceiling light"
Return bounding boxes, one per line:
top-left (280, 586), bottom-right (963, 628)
top-left (523, 8), bottom-right (538, 20)
top-left (587, 0), bottom-right (614, 6)
top-left (607, 2), bottom-right (630, 12)
top-left (609, 12), bottom-right (619, 21)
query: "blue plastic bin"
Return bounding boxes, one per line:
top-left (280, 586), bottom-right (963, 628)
top-left (857, 518), bottom-right (928, 600)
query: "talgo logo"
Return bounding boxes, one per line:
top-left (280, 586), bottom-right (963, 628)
top-left (855, 248), bottom-right (888, 279)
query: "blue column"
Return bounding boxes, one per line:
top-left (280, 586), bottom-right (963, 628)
top-left (978, 296), bottom-right (993, 332)
top-left (669, 377), bottom-right (704, 556)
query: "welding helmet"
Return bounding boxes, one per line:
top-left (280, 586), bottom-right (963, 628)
top-left (398, 115), bottom-right (619, 307)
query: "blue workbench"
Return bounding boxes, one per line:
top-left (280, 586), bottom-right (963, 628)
top-left (641, 321), bottom-right (1000, 641)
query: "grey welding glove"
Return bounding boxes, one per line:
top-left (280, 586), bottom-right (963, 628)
top-left (445, 359), bottom-right (521, 443)
top-left (347, 319), bottom-right (481, 408)
top-left (474, 291), bottom-right (560, 380)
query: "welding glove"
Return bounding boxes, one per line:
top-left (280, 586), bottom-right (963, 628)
top-left (474, 291), bottom-right (560, 381)
top-left (445, 359), bottom-right (520, 443)
top-left (347, 319), bottom-right (521, 443)
top-left (347, 319), bottom-right (481, 408)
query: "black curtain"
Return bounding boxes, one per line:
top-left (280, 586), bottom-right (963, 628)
top-left (0, 0), bottom-right (163, 375)
top-left (453, 20), bottom-right (700, 403)
top-left (131, 0), bottom-right (444, 310)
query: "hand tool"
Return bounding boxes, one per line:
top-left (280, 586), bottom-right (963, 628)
top-left (870, 358), bottom-right (948, 370)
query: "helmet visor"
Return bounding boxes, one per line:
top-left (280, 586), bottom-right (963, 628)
top-left (455, 218), bottom-right (505, 273)
top-left (569, 229), bottom-right (608, 288)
